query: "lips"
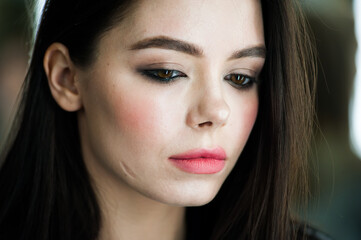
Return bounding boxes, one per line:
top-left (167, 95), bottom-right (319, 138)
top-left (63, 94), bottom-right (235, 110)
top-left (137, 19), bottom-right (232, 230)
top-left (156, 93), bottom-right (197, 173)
top-left (168, 147), bottom-right (226, 174)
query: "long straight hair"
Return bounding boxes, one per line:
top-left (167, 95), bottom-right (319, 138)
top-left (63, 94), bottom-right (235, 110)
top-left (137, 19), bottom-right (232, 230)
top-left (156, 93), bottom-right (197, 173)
top-left (0, 0), bottom-right (315, 239)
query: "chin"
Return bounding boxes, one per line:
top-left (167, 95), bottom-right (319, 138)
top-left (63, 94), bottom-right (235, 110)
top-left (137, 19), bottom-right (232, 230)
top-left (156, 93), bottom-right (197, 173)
top-left (160, 194), bottom-right (218, 207)
top-left (148, 180), bottom-right (223, 207)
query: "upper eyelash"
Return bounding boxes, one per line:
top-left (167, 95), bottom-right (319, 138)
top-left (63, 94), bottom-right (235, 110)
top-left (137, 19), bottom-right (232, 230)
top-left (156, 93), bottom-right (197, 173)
top-left (139, 69), bottom-right (187, 83)
top-left (138, 69), bottom-right (258, 89)
top-left (224, 73), bottom-right (258, 89)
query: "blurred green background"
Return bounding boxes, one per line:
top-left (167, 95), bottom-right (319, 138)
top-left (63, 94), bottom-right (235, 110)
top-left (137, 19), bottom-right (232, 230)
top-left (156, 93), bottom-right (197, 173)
top-left (1, 1), bottom-right (361, 239)
top-left (0, 0), bottom-right (30, 141)
top-left (302, 1), bottom-right (361, 239)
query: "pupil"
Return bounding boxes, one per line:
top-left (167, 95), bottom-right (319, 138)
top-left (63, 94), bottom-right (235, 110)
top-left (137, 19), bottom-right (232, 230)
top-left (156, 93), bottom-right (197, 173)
top-left (232, 75), bottom-right (244, 84)
top-left (159, 70), bottom-right (172, 78)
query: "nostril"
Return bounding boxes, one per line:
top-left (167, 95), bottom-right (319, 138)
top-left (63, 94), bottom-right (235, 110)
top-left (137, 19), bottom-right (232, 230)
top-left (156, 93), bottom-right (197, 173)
top-left (198, 121), bottom-right (213, 127)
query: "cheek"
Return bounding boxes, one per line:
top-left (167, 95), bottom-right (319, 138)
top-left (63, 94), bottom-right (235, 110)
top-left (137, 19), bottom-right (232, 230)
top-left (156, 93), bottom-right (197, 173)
top-left (243, 99), bottom-right (258, 129)
top-left (110, 88), bottom-right (176, 147)
top-left (114, 94), bottom-right (156, 137)
top-left (116, 96), bottom-right (155, 132)
top-left (229, 95), bottom-right (259, 149)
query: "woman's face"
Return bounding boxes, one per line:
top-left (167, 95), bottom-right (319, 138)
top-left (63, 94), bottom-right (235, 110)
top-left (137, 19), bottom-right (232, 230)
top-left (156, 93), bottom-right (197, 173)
top-left (77, 0), bottom-right (265, 206)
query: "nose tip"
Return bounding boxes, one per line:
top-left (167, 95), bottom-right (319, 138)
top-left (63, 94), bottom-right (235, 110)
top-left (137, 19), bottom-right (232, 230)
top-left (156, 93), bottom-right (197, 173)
top-left (186, 93), bottom-right (230, 129)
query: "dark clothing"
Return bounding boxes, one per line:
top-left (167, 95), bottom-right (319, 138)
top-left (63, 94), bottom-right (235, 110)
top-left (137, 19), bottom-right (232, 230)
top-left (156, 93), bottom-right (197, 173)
top-left (186, 218), bottom-right (333, 240)
top-left (186, 208), bottom-right (333, 239)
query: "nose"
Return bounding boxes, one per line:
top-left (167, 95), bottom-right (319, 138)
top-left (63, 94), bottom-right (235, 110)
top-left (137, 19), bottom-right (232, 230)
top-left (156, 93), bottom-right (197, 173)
top-left (186, 84), bottom-right (230, 130)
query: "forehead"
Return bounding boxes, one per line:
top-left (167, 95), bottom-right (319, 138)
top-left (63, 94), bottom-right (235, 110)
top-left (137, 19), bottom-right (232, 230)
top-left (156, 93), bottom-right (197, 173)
top-left (113, 0), bottom-right (264, 55)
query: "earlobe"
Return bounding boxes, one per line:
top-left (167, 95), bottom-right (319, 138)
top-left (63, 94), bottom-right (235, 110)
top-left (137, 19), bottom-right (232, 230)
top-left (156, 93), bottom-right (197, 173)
top-left (44, 43), bottom-right (82, 112)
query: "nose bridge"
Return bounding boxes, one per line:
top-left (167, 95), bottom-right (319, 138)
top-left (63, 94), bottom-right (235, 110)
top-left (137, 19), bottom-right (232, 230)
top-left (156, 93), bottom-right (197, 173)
top-left (186, 71), bottom-right (230, 129)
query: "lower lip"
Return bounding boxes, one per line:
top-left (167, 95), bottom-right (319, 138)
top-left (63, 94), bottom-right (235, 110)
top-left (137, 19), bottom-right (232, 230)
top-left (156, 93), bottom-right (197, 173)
top-left (169, 158), bottom-right (225, 174)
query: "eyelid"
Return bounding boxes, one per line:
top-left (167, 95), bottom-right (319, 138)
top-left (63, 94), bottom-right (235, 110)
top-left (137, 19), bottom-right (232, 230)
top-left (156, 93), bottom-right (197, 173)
top-left (227, 57), bottom-right (265, 74)
top-left (137, 62), bottom-right (186, 71)
top-left (227, 67), bottom-right (258, 77)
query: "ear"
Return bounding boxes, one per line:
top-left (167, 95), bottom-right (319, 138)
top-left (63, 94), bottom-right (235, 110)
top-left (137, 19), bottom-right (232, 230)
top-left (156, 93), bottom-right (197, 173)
top-left (44, 43), bottom-right (82, 112)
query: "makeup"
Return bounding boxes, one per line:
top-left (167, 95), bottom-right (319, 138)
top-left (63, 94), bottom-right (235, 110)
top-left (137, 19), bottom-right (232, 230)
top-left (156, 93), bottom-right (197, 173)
top-left (169, 147), bottom-right (226, 174)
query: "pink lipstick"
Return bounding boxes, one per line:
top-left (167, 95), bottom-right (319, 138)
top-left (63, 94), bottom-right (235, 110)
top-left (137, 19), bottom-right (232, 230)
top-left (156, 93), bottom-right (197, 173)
top-left (169, 147), bottom-right (226, 174)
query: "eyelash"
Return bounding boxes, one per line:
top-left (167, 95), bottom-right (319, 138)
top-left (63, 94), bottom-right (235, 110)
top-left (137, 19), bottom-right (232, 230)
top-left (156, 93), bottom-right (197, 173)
top-left (139, 69), bottom-right (257, 89)
top-left (224, 73), bottom-right (257, 90)
top-left (140, 69), bottom-right (186, 83)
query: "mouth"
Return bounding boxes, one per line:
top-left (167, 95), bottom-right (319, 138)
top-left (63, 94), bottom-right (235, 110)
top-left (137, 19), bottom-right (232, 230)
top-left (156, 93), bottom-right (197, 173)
top-left (168, 147), bottom-right (226, 174)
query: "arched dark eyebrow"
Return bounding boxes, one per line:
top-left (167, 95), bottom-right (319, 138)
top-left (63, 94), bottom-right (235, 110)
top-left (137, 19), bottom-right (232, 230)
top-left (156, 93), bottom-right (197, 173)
top-left (228, 46), bottom-right (266, 60)
top-left (129, 36), bottom-right (266, 59)
top-left (129, 36), bottom-right (203, 56)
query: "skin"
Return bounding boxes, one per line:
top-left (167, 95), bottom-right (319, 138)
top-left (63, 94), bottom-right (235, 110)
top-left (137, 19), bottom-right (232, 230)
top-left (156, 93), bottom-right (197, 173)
top-left (44, 0), bottom-right (265, 239)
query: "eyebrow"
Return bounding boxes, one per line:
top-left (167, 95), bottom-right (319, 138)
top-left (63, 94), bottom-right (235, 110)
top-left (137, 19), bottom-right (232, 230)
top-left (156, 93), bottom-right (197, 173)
top-left (228, 46), bottom-right (266, 60)
top-left (129, 36), bottom-right (266, 59)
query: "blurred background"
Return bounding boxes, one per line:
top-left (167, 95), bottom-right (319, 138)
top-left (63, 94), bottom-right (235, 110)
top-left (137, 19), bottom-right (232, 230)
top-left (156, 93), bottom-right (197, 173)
top-left (301, 1), bottom-right (361, 240)
top-left (0, 0), bottom-right (30, 142)
top-left (0, 0), bottom-right (361, 239)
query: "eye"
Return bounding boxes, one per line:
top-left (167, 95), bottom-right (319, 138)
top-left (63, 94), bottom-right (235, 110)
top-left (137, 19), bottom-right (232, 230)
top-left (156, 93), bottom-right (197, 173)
top-left (140, 69), bottom-right (187, 83)
top-left (224, 73), bottom-right (256, 89)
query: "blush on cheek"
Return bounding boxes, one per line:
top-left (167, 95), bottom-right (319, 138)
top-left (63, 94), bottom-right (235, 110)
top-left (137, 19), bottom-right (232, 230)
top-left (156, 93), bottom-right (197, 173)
top-left (245, 103), bottom-right (259, 139)
top-left (246, 100), bottom-right (259, 128)
top-left (232, 99), bottom-right (259, 148)
top-left (111, 92), bottom-right (162, 141)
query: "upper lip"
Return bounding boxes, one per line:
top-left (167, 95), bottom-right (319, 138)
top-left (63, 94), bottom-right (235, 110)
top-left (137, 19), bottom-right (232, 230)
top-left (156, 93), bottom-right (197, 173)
top-left (169, 147), bottom-right (227, 160)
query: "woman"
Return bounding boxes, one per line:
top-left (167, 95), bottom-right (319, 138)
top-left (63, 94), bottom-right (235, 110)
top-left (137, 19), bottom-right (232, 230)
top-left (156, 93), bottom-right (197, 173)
top-left (0, 0), bottom-right (318, 239)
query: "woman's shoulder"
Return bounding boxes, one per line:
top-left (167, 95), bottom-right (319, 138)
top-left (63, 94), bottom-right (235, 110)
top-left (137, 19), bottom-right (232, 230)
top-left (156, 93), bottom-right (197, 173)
top-left (297, 224), bottom-right (333, 240)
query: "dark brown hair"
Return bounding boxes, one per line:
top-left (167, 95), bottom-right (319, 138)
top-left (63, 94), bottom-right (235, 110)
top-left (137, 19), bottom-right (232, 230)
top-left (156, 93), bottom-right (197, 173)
top-left (0, 0), bottom-right (315, 239)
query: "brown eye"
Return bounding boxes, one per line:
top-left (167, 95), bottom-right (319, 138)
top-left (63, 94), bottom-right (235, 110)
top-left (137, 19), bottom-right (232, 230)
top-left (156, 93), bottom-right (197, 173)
top-left (157, 70), bottom-right (173, 78)
top-left (225, 73), bottom-right (256, 90)
top-left (230, 74), bottom-right (247, 85)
